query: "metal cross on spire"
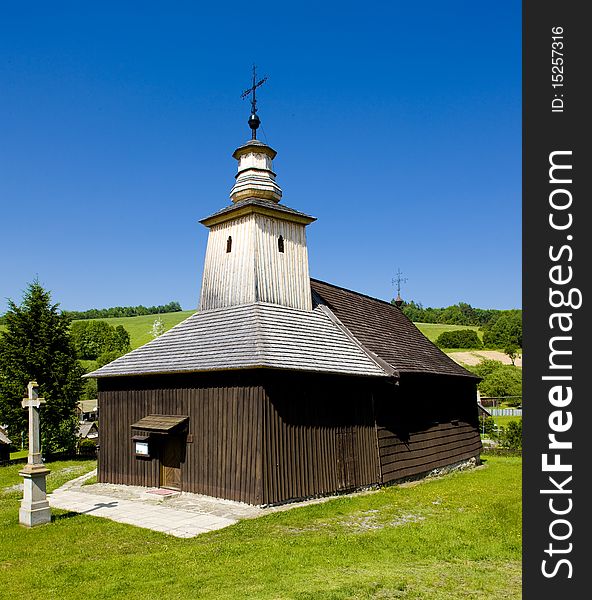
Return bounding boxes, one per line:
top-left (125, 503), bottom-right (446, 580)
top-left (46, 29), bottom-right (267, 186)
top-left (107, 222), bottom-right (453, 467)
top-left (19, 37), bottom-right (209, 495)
top-left (241, 64), bottom-right (268, 139)
top-left (392, 268), bottom-right (408, 308)
top-left (392, 268), bottom-right (408, 296)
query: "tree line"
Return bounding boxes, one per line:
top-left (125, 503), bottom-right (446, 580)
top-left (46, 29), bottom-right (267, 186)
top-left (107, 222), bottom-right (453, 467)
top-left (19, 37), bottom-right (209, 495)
top-left (62, 301), bottom-right (183, 321)
top-left (433, 312), bottom-right (522, 352)
top-left (396, 299), bottom-right (521, 328)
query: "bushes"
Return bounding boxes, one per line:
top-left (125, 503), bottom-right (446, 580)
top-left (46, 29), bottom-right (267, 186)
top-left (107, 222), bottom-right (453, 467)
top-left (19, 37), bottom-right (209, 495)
top-left (435, 329), bottom-right (482, 349)
top-left (78, 438), bottom-right (97, 456)
top-left (399, 299), bottom-right (518, 327)
top-left (479, 415), bottom-right (496, 435)
top-left (482, 312), bottom-right (522, 349)
top-left (70, 321), bottom-right (131, 360)
top-left (500, 419), bottom-right (522, 450)
top-left (479, 366), bottom-right (522, 401)
top-left (470, 359), bottom-right (522, 404)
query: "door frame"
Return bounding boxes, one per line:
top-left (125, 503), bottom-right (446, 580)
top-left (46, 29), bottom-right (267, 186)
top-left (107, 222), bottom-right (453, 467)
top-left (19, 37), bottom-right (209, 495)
top-left (159, 434), bottom-right (185, 490)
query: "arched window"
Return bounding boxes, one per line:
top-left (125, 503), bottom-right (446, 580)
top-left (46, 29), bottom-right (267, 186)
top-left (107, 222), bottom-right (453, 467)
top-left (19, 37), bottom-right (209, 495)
top-left (278, 235), bottom-right (284, 253)
top-left (226, 236), bottom-right (232, 253)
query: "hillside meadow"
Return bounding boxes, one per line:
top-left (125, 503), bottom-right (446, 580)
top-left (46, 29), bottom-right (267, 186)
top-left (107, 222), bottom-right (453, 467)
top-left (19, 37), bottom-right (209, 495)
top-left (0, 455), bottom-right (521, 599)
top-left (1, 307), bottom-right (487, 351)
top-left (85, 310), bottom-right (195, 349)
top-left (65, 313), bottom-right (482, 351)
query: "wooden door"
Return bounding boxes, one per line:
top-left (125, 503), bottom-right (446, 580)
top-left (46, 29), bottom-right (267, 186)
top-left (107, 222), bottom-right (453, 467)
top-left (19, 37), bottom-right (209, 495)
top-left (336, 427), bottom-right (357, 492)
top-left (160, 436), bottom-right (183, 490)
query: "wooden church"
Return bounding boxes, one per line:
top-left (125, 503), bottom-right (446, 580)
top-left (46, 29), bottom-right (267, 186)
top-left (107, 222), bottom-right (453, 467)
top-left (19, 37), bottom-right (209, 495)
top-left (88, 98), bottom-right (481, 506)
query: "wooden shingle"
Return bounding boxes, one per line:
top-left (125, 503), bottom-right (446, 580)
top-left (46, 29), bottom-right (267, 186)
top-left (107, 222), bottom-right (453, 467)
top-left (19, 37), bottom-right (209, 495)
top-left (131, 415), bottom-right (189, 431)
top-left (86, 300), bottom-right (388, 379)
top-left (311, 279), bottom-right (477, 379)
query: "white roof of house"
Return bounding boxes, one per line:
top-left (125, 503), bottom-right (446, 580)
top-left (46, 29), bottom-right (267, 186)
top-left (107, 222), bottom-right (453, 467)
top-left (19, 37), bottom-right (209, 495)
top-left (0, 427), bottom-right (11, 445)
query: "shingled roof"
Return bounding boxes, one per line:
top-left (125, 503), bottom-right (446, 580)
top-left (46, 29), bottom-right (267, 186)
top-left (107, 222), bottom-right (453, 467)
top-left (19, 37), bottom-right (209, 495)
top-left (86, 301), bottom-right (388, 379)
top-left (310, 279), bottom-right (477, 379)
top-left (199, 197), bottom-right (316, 226)
top-left (86, 279), bottom-right (476, 380)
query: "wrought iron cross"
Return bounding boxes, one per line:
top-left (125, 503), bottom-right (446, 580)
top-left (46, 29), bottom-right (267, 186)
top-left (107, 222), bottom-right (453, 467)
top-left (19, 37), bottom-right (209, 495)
top-left (392, 268), bottom-right (408, 297)
top-left (241, 64), bottom-right (268, 139)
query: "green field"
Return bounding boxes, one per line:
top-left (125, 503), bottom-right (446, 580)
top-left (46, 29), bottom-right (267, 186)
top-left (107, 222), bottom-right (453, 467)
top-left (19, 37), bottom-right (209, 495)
top-left (98, 316), bottom-right (483, 351)
top-left (0, 312), bottom-right (195, 351)
top-left (492, 415), bottom-right (521, 428)
top-left (414, 322), bottom-right (483, 345)
top-left (0, 456), bottom-right (521, 599)
top-left (82, 310), bottom-right (195, 349)
top-left (3, 313), bottom-right (485, 352)
top-left (92, 316), bottom-right (482, 352)
top-left (9, 449), bottom-right (28, 460)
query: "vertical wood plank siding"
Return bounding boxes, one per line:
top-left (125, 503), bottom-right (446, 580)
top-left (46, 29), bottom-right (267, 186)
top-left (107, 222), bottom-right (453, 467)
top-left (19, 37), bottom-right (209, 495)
top-left (375, 375), bottom-right (482, 482)
top-left (98, 372), bottom-right (264, 504)
top-left (253, 214), bottom-right (311, 310)
top-left (199, 214), bottom-right (312, 311)
top-left (97, 370), bottom-right (481, 506)
top-left (261, 372), bottom-right (379, 505)
top-left (200, 215), bottom-right (257, 310)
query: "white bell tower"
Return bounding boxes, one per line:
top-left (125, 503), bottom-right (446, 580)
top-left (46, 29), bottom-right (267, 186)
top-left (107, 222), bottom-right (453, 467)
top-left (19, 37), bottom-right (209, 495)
top-left (199, 78), bottom-right (315, 312)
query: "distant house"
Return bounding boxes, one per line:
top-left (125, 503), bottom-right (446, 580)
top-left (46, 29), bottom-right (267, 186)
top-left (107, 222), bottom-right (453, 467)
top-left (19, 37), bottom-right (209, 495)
top-left (477, 403), bottom-right (491, 418)
top-left (77, 400), bottom-right (98, 422)
top-left (0, 427), bottom-right (12, 463)
top-left (78, 421), bottom-right (99, 441)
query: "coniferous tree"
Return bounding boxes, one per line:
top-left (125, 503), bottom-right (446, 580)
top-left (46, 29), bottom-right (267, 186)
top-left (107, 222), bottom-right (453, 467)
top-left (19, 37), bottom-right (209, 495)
top-left (0, 281), bottom-right (84, 453)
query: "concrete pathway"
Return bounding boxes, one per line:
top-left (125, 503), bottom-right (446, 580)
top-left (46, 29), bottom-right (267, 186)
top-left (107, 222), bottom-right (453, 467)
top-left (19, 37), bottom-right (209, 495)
top-left (49, 470), bottom-right (260, 538)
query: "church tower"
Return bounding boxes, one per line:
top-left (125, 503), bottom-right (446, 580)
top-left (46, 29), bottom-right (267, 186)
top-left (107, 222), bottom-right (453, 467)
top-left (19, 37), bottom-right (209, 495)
top-left (199, 75), bottom-right (316, 312)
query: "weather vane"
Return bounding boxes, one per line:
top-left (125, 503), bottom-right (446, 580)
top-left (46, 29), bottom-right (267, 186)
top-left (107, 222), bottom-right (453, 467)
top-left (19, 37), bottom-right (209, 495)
top-left (392, 268), bottom-right (408, 296)
top-left (241, 64), bottom-right (268, 139)
top-left (392, 268), bottom-right (408, 307)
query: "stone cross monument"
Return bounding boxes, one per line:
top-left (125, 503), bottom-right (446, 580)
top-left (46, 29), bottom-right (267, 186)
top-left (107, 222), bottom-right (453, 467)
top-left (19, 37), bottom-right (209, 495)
top-left (19, 381), bottom-right (51, 527)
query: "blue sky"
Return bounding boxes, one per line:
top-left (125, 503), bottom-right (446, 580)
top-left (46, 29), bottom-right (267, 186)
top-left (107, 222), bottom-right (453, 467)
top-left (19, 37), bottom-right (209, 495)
top-left (0, 1), bottom-right (521, 313)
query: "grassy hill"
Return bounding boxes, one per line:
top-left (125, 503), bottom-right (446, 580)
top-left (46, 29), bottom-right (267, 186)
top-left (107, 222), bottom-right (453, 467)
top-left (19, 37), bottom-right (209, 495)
top-left (81, 314), bottom-right (482, 351)
top-left (2, 312), bottom-right (482, 351)
top-left (413, 322), bottom-right (483, 345)
top-left (80, 310), bottom-right (195, 349)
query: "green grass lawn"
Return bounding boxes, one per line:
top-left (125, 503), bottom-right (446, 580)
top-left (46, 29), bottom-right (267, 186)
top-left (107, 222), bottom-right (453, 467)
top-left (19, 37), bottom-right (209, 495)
top-left (414, 322), bottom-right (483, 345)
top-left (0, 456), bottom-right (521, 599)
top-left (492, 415), bottom-right (521, 429)
top-left (9, 449), bottom-right (28, 460)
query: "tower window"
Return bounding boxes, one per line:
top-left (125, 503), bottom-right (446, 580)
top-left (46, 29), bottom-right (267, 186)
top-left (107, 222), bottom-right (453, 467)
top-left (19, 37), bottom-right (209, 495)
top-left (226, 236), bottom-right (232, 253)
top-left (278, 235), bottom-right (284, 253)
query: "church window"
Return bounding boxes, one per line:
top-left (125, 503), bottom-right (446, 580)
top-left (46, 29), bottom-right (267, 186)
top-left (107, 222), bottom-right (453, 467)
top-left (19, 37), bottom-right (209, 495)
top-left (226, 236), bottom-right (232, 253)
top-left (278, 235), bottom-right (284, 253)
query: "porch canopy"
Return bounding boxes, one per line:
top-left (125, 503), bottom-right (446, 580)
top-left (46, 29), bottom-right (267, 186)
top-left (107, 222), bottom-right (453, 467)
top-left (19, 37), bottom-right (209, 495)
top-left (131, 414), bottom-right (189, 433)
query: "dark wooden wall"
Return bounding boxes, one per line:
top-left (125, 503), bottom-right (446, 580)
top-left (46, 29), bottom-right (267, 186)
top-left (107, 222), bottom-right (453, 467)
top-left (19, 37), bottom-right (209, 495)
top-left (260, 372), bottom-right (379, 505)
top-left (98, 370), bottom-right (481, 506)
top-left (98, 372), bottom-right (265, 504)
top-left (375, 374), bottom-right (482, 483)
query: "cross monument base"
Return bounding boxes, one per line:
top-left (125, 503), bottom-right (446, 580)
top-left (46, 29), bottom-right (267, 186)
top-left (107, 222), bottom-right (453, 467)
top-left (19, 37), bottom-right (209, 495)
top-left (19, 463), bottom-right (51, 527)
